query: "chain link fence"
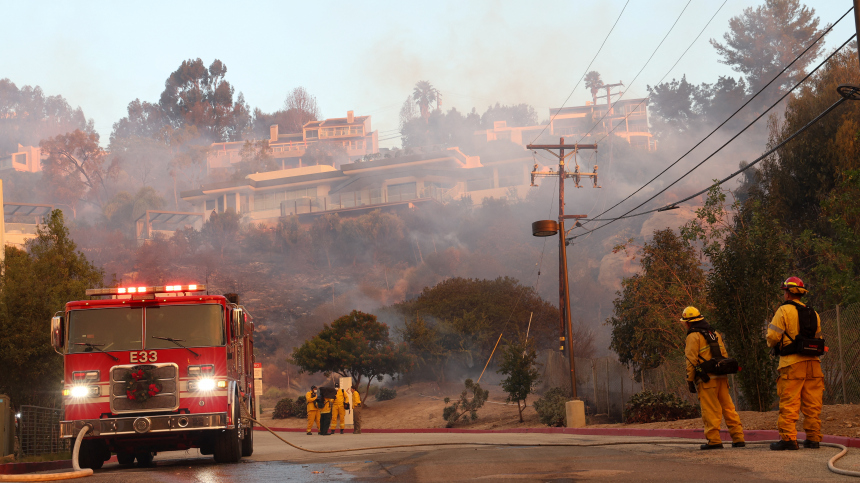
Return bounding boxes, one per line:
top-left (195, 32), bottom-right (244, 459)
top-left (819, 302), bottom-right (860, 405)
top-left (16, 405), bottom-right (68, 457)
top-left (537, 351), bottom-right (741, 423)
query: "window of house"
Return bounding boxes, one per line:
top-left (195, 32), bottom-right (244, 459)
top-left (387, 182), bottom-right (417, 202)
top-left (205, 199), bottom-right (217, 211)
top-left (305, 130), bottom-right (318, 139)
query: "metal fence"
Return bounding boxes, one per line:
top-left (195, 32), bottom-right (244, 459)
top-left (819, 303), bottom-right (860, 404)
top-left (537, 351), bottom-right (739, 423)
top-left (17, 405), bottom-right (68, 457)
top-left (534, 303), bottom-right (860, 422)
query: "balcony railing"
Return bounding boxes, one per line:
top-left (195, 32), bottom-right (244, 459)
top-left (278, 185), bottom-right (445, 217)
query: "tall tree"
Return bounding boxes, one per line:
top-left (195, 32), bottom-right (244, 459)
top-left (0, 78), bottom-right (90, 154)
top-left (584, 71), bottom-right (604, 106)
top-left (609, 229), bottom-right (709, 378)
top-left (158, 58), bottom-right (251, 141)
top-left (412, 81), bottom-right (439, 122)
top-left (710, 0), bottom-right (825, 109)
top-left (289, 310), bottom-right (413, 398)
top-left (40, 129), bottom-right (119, 212)
top-left (0, 210), bottom-right (104, 407)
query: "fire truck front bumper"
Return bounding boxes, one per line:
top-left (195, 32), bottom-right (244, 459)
top-left (60, 412), bottom-right (228, 439)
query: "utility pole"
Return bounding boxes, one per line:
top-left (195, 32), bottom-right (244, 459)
top-left (528, 138), bottom-right (599, 399)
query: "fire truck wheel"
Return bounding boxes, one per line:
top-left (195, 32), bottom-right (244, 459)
top-left (116, 451), bottom-right (135, 466)
top-left (241, 426), bottom-right (254, 457)
top-left (135, 451), bottom-right (155, 467)
top-left (78, 440), bottom-right (107, 470)
top-left (213, 402), bottom-right (242, 463)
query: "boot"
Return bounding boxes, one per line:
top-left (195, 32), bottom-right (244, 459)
top-left (731, 442), bottom-right (745, 448)
top-left (700, 443), bottom-right (723, 450)
top-left (802, 440), bottom-right (820, 449)
top-left (340, 429), bottom-right (344, 434)
top-left (770, 440), bottom-right (799, 451)
top-left (306, 432), bottom-right (312, 435)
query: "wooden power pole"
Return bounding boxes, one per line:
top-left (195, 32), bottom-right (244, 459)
top-left (527, 138), bottom-right (599, 398)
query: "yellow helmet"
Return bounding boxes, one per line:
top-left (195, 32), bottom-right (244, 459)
top-left (680, 306), bottom-right (704, 322)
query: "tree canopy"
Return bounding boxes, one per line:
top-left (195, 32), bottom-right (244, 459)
top-left (289, 310), bottom-right (413, 394)
top-left (0, 210), bottom-right (104, 407)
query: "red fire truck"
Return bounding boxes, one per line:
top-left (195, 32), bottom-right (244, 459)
top-left (50, 284), bottom-right (255, 468)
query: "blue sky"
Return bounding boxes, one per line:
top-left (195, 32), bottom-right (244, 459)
top-left (0, 1), bottom-right (853, 148)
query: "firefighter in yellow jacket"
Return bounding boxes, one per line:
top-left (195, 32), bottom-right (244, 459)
top-left (306, 386), bottom-right (320, 435)
top-left (331, 381), bottom-right (347, 434)
top-left (682, 306), bottom-right (745, 450)
top-left (766, 277), bottom-right (824, 450)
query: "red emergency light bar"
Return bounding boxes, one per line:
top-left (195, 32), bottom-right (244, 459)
top-left (85, 284), bottom-right (205, 296)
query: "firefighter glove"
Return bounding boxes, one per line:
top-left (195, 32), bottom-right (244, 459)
top-left (688, 381), bottom-right (697, 394)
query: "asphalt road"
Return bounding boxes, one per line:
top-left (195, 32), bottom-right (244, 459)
top-left (37, 431), bottom-right (860, 482)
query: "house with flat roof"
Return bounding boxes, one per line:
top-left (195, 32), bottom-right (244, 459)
top-left (474, 99), bottom-right (656, 151)
top-left (549, 98), bottom-right (655, 150)
top-left (0, 145), bottom-right (42, 172)
top-left (207, 111), bottom-right (378, 173)
top-left (181, 147), bottom-right (533, 226)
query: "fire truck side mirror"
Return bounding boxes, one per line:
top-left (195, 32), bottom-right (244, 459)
top-left (232, 308), bottom-right (244, 338)
top-left (50, 315), bottom-right (64, 354)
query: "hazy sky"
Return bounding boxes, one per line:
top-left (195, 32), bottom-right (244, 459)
top-left (1, 1), bottom-right (853, 148)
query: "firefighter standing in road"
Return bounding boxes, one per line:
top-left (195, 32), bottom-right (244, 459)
top-left (767, 277), bottom-right (825, 451)
top-left (331, 381), bottom-right (347, 434)
top-left (682, 306), bottom-right (745, 450)
top-left (351, 384), bottom-right (363, 434)
top-left (306, 386), bottom-right (320, 435)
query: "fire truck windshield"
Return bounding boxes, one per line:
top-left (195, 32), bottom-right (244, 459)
top-left (146, 304), bottom-right (225, 348)
top-left (68, 307), bottom-right (143, 353)
top-left (66, 304), bottom-right (225, 354)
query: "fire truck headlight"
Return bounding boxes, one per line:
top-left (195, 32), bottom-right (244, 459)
top-left (70, 386), bottom-right (90, 398)
top-left (197, 378), bottom-right (216, 391)
top-left (216, 380), bottom-right (227, 388)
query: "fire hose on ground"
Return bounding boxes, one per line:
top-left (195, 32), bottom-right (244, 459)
top-left (4, 413), bottom-right (859, 480)
top-left (241, 405), bottom-right (860, 478)
top-left (0, 425), bottom-right (93, 481)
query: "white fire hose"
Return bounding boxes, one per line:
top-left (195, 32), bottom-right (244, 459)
top-left (0, 425), bottom-right (93, 481)
top-left (241, 405), bottom-right (860, 478)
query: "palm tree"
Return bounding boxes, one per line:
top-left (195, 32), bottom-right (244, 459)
top-left (584, 71), bottom-right (603, 106)
top-left (412, 81), bottom-right (438, 123)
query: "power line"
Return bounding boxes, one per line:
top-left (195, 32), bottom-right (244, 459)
top-left (578, 7), bottom-right (854, 231)
top-left (574, 0), bottom-right (694, 144)
top-left (587, 96), bottom-right (848, 224)
top-left (589, 0), bottom-right (729, 147)
top-left (570, 33), bottom-right (856, 238)
top-left (528, 0), bottom-right (631, 144)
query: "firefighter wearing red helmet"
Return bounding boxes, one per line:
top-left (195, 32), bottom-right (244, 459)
top-left (681, 306), bottom-right (745, 449)
top-left (766, 276), bottom-right (824, 450)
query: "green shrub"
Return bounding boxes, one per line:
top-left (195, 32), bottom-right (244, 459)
top-left (272, 398), bottom-right (294, 419)
top-left (442, 379), bottom-right (489, 428)
top-left (375, 387), bottom-right (397, 401)
top-left (533, 387), bottom-right (570, 427)
top-left (294, 395), bottom-right (308, 418)
top-left (624, 391), bottom-right (700, 423)
top-left (264, 386), bottom-right (287, 400)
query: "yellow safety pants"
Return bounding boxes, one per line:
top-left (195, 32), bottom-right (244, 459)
top-left (332, 405), bottom-right (346, 430)
top-left (697, 377), bottom-right (744, 445)
top-left (306, 409), bottom-right (321, 432)
top-left (777, 360), bottom-right (824, 442)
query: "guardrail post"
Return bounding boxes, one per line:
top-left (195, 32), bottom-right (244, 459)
top-left (837, 304), bottom-right (848, 404)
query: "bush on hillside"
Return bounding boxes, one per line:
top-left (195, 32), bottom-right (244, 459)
top-left (294, 395), bottom-right (308, 418)
top-left (375, 387), bottom-right (397, 401)
top-left (533, 387), bottom-right (570, 427)
top-left (272, 398), bottom-right (295, 419)
top-left (624, 391), bottom-right (699, 423)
